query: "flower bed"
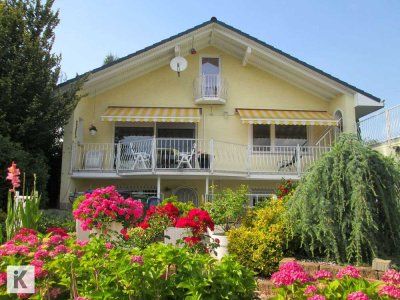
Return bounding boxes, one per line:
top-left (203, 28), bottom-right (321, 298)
top-left (270, 260), bottom-right (400, 299)
top-left (0, 228), bottom-right (256, 299)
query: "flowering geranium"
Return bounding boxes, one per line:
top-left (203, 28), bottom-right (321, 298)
top-left (73, 186), bottom-right (144, 231)
top-left (176, 208), bottom-right (214, 235)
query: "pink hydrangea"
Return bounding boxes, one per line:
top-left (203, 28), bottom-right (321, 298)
top-left (30, 259), bottom-right (44, 268)
top-left (379, 285), bottom-right (400, 299)
top-left (382, 269), bottom-right (400, 286)
top-left (336, 266), bottom-right (361, 279)
top-left (271, 261), bottom-right (311, 287)
top-left (304, 285), bottom-right (318, 295)
top-left (34, 249), bottom-right (50, 259)
top-left (347, 291), bottom-right (370, 300)
top-left (131, 255), bottom-right (144, 265)
top-left (315, 269), bottom-right (333, 280)
top-left (308, 295), bottom-right (327, 300)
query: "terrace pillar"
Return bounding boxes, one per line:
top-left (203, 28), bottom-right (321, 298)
top-left (157, 176), bottom-right (161, 199)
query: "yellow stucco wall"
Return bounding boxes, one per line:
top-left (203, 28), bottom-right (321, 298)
top-left (60, 46), bottom-right (358, 206)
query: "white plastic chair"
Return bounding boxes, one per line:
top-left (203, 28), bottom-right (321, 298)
top-left (177, 143), bottom-right (196, 168)
top-left (84, 150), bottom-right (104, 170)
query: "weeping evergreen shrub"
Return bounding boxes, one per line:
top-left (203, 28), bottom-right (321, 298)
top-left (286, 134), bottom-right (400, 264)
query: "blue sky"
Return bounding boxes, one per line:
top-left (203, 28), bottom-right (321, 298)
top-left (53, 0), bottom-right (400, 108)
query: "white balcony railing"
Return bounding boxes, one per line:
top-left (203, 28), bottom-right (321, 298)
top-left (71, 139), bottom-right (332, 176)
top-left (193, 74), bottom-right (228, 103)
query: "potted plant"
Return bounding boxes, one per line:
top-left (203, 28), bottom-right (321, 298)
top-left (197, 152), bottom-right (210, 169)
top-left (205, 185), bottom-right (249, 258)
top-left (73, 186), bottom-right (144, 240)
top-left (89, 123), bottom-right (97, 136)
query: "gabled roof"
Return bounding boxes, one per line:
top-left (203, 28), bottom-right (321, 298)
top-left (60, 17), bottom-right (381, 104)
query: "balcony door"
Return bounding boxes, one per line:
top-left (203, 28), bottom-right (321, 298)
top-left (157, 123), bottom-right (195, 152)
top-left (201, 57), bottom-right (220, 97)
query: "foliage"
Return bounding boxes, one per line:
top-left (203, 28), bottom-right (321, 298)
top-left (0, 135), bottom-right (48, 208)
top-left (5, 162), bottom-right (42, 240)
top-left (205, 185), bottom-right (249, 232)
top-left (271, 260), bottom-right (400, 300)
top-left (0, 0), bottom-right (85, 207)
top-left (286, 134), bottom-right (400, 264)
top-left (103, 52), bottom-right (119, 65)
top-left (0, 230), bottom-right (257, 299)
top-left (227, 199), bottom-right (287, 276)
top-left (37, 212), bottom-right (75, 234)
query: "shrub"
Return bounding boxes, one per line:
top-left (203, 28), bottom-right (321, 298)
top-left (37, 213), bottom-right (75, 234)
top-left (227, 199), bottom-right (287, 276)
top-left (205, 185), bottom-right (249, 231)
top-left (286, 134), bottom-right (400, 264)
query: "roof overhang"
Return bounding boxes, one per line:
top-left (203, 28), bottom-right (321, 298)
top-left (60, 18), bottom-right (382, 107)
top-left (354, 93), bottom-right (384, 119)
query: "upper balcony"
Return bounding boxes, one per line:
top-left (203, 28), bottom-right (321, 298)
top-left (70, 138), bottom-right (331, 179)
top-left (193, 75), bottom-right (228, 105)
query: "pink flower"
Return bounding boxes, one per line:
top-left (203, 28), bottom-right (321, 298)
top-left (131, 255), bottom-right (144, 265)
top-left (336, 266), bottom-right (361, 279)
top-left (304, 285), bottom-right (318, 295)
top-left (75, 240), bottom-right (89, 247)
top-left (271, 261), bottom-right (311, 287)
top-left (308, 296), bottom-right (327, 300)
top-left (382, 269), bottom-right (400, 286)
top-left (30, 259), bottom-right (44, 268)
top-left (0, 272), bottom-right (6, 286)
top-left (6, 161), bottom-right (21, 191)
top-left (347, 291), bottom-right (369, 300)
top-left (379, 285), bottom-right (400, 299)
top-left (105, 243), bottom-right (113, 249)
top-left (315, 269), bottom-right (333, 280)
top-left (34, 249), bottom-right (50, 259)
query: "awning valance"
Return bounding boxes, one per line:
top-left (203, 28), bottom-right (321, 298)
top-left (101, 107), bottom-right (201, 123)
top-left (237, 109), bottom-right (338, 126)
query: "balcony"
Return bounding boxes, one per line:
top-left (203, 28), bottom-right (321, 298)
top-left (70, 139), bottom-right (331, 179)
top-left (193, 75), bottom-right (228, 104)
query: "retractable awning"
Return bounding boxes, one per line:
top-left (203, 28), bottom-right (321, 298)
top-left (101, 107), bottom-right (201, 123)
top-left (237, 109), bottom-right (338, 126)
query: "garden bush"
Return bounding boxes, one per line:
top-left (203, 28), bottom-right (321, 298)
top-left (286, 134), bottom-right (400, 264)
top-left (227, 199), bottom-right (287, 276)
top-left (0, 228), bottom-right (256, 299)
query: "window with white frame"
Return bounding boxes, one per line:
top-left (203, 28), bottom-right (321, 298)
top-left (252, 124), bottom-right (308, 149)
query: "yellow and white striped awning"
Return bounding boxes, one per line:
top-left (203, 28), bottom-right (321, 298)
top-left (101, 107), bottom-right (201, 123)
top-left (237, 109), bottom-right (338, 126)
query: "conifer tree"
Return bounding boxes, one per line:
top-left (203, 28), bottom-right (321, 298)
top-left (287, 134), bottom-right (400, 264)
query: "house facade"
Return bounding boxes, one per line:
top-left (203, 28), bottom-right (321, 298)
top-left (59, 18), bottom-right (383, 209)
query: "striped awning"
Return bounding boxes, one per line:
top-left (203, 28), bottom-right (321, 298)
top-left (101, 107), bottom-right (201, 123)
top-left (237, 109), bottom-right (338, 126)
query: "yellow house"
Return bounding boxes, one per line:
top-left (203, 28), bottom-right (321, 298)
top-left (59, 17), bottom-right (383, 209)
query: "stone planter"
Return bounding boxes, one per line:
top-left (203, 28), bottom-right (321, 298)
top-left (90, 221), bottom-right (124, 241)
top-left (207, 228), bottom-right (228, 259)
top-left (164, 227), bottom-right (188, 245)
top-left (76, 220), bottom-right (89, 241)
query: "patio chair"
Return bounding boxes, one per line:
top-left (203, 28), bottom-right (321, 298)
top-left (278, 141), bottom-right (307, 171)
top-left (130, 140), bottom-right (152, 169)
top-left (84, 150), bottom-right (104, 170)
top-left (177, 143), bottom-right (197, 168)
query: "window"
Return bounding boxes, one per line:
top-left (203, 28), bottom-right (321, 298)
top-left (335, 110), bottom-right (343, 132)
top-left (114, 126), bottom-right (153, 144)
top-left (275, 125), bottom-right (307, 147)
top-left (252, 124), bottom-right (308, 149)
top-left (201, 57), bottom-right (219, 75)
top-left (253, 125), bottom-right (271, 148)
